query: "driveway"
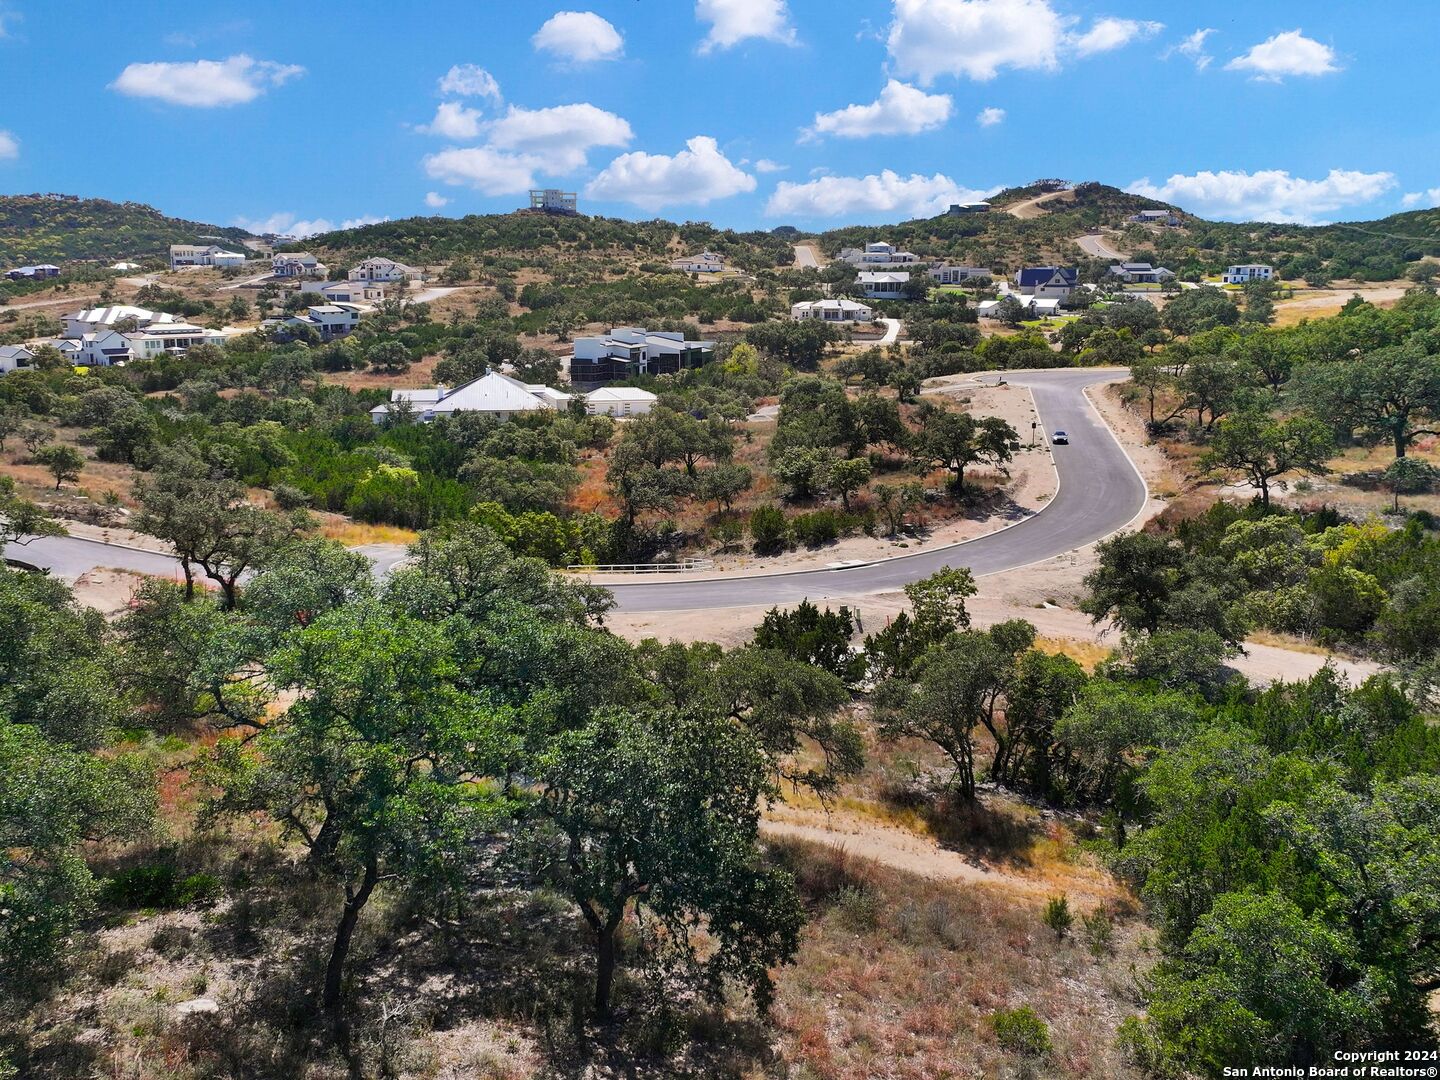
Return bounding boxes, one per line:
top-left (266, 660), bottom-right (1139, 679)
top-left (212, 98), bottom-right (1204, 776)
top-left (793, 243), bottom-right (822, 269)
top-left (1075, 232), bottom-right (1126, 261)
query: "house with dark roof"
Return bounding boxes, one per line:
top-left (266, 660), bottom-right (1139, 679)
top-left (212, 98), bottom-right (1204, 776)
top-left (1014, 267), bottom-right (1078, 299)
top-left (1108, 262), bottom-right (1175, 284)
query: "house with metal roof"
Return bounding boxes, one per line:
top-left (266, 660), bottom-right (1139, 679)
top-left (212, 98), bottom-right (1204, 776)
top-left (584, 387), bottom-right (658, 417)
top-left (0, 344), bottom-right (35, 373)
top-left (62, 305), bottom-right (178, 338)
top-left (1108, 262), bottom-right (1175, 284)
top-left (1014, 267), bottom-right (1078, 299)
top-left (169, 244), bottom-right (245, 270)
top-left (5, 264), bottom-right (61, 280)
top-left (567, 327), bottom-right (716, 383)
top-left (369, 370), bottom-right (571, 424)
top-left (856, 271), bottom-right (909, 299)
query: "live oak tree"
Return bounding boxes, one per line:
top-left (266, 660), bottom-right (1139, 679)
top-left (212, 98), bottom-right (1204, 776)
top-left (1294, 341), bottom-right (1440, 458)
top-left (828, 457), bottom-right (872, 510)
top-left (1383, 455), bottom-right (1438, 512)
top-left (912, 404), bottom-right (1020, 491)
top-left (0, 475), bottom-right (64, 548)
top-left (202, 602), bottom-right (517, 1016)
top-left (536, 707), bottom-right (803, 1017)
top-left (34, 444), bottom-right (83, 490)
top-left (1200, 410), bottom-right (1335, 509)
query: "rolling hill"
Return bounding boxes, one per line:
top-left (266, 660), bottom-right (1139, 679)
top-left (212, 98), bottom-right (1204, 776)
top-left (0, 193), bottom-right (254, 265)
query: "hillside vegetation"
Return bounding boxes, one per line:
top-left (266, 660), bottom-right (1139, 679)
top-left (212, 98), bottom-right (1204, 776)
top-left (0, 194), bottom-right (253, 265)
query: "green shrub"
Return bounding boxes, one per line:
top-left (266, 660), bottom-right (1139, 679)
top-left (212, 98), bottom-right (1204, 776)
top-left (1043, 894), bottom-right (1073, 940)
top-left (1083, 908), bottom-right (1115, 957)
top-left (749, 504), bottom-right (788, 553)
top-left (99, 865), bottom-right (221, 910)
top-left (790, 509), bottom-right (841, 548)
top-left (991, 1005), bottom-right (1052, 1056)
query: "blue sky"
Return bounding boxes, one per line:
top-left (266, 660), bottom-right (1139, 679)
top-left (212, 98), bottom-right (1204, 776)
top-left (2, 0), bottom-right (1438, 233)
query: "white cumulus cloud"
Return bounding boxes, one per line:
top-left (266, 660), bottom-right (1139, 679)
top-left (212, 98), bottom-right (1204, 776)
top-left (809, 80), bottom-right (952, 139)
top-left (1168, 27), bottom-right (1215, 70)
top-left (437, 64), bottom-right (501, 100)
top-left (696, 0), bottom-right (796, 53)
top-left (753, 158), bottom-right (787, 173)
top-left (1126, 168), bottom-right (1395, 224)
top-left (485, 102), bottom-right (633, 172)
top-left (1225, 29), bottom-right (1339, 81)
top-left (425, 191), bottom-right (451, 208)
top-left (887, 0), bottom-right (1066, 83)
top-left (532, 11), bottom-right (624, 63)
top-left (1073, 17), bottom-right (1162, 56)
top-left (586, 136), bottom-right (756, 211)
top-left (423, 147), bottom-right (543, 197)
top-left (976, 106), bottom-right (1005, 127)
top-left (111, 54), bottom-right (304, 107)
top-left (0, 130), bottom-right (17, 161)
top-left (1401, 188), bottom-right (1440, 209)
top-left (766, 170), bottom-right (994, 219)
top-left (418, 101), bottom-right (485, 139)
top-left (236, 213), bottom-right (386, 238)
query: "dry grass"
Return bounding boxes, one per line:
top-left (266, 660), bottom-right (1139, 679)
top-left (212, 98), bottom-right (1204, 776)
top-left (767, 837), bottom-right (1150, 1080)
top-left (319, 520), bottom-right (419, 547)
top-left (1033, 635), bottom-right (1111, 672)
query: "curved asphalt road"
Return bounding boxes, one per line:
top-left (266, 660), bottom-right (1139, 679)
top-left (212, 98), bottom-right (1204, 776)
top-left (6, 370), bottom-right (1145, 613)
top-left (606, 368), bottom-right (1145, 611)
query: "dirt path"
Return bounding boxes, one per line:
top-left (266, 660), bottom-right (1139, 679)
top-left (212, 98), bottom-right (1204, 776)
top-left (1005, 190), bottom-right (1075, 220)
top-left (762, 805), bottom-right (1117, 904)
top-left (793, 242), bottom-right (822, 269)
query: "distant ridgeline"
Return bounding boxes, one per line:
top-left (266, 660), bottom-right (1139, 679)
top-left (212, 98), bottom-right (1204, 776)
top-left (0, 194), bottom-right (253, 265)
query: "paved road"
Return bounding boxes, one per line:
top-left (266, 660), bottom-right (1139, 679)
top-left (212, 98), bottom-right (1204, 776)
top-left (876, 317), bottom-right (901, 345)
top-left (605, 368), bottom-right (1144, 611)
top-left (8, 370), bottom-right (1144, 615)
top-left (1075, 232), bottom-right (1126, 261)
top-left (792, 243), bottom-right (822, 269)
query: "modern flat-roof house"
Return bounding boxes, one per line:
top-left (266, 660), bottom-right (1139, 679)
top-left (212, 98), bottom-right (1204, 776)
top-left (1108, 262), bottom-right (1176, 284)
top-left (0, 344), bottom-right (35, 373)
top-left (1014, 267), bottom-right (1078, 299)
top-left (584, 387), bottom-right (658, 418)
top-left (568, 327), bottom-right (716, 383)
top-left (839, 241), bottom-right (924, 269)
top-left (671, 252), bottom-right (725, 273)
top-left (529, 189), bottom-right (579, 214)
top-left (347, 257), bottom-right (423, 284)
top-left (272, 252), bottom-right (327, 279)
top-left (169, 244), bottom-right (246, 270)
top-left (929, 265), bottom-right (991, 285)
top-left (369, 370), bottom-right (571, 424)
top-left (62, 305), bottom-right (177, 338)
top-left (791, 297), bottom-right (875, 323)
top-left (300, 280), bottom-right (389, 303)
top-left (5, 264), bottom-right (61, 280)
top-left (1222, 264), bottom-right (1274, 284)
top-left (856, 270), bottom-right (910, 299)
top-left (1128, 209), bottom-right (1183, 226)
top-left (946, 202), bottom-right (991, 214)
top-left (275, 303), bottom-right (363, 342)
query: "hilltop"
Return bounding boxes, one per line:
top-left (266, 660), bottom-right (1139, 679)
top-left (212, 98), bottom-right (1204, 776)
top-left (0, 194), bottom-right (253, 265)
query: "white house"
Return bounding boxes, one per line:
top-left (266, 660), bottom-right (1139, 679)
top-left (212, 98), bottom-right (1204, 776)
top-left (840, 241), bottom-right (923, 269)
top-left (0, 344), bottom-right (35, 373)
top-left (946, 202), bottom-right (991, 215)
top-left (1222, 264), bottom-right (1274, 284)
top-left (567, 327), bottom-right (715, 383)
top-left (123, 323), bottom-right (237, 360)
top-left (1014, 267), bottom-right (1078, 299)
top-left (978, 297), bottom-right (1062, 320)
top-left (1108, 262), bottom-right (1175, 284)
top-left (671, 252), bottom-right (725, 273)
top-left (1129, 209), bottom-right (1183, 226)
top-left (275, 303), bottom-right (363, 342)
top-left (62, 305), bottom-right (178, 338)
top-left (856, 271), bottom-right (909, 299)
top-left (584, 387), bottom-right (658, 417)
top-left (272, 252), bottom-right (327, 279)
top-left (301, 280), bottom-right (389, 303)
top-left (529, 189), bottom-right (578, 214)
top-left (369, 370), bottom-right (571, 424)
top-left (169, 244), bottom-right (245, 270)
top-left (929, 265), bottom-right (991, 285)
top-left (791, 298), bottom-right (875, 323)
top-left (348, 257), bottom-right (423, 284)
top-left (110, 261), bottom-right (142, 271)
